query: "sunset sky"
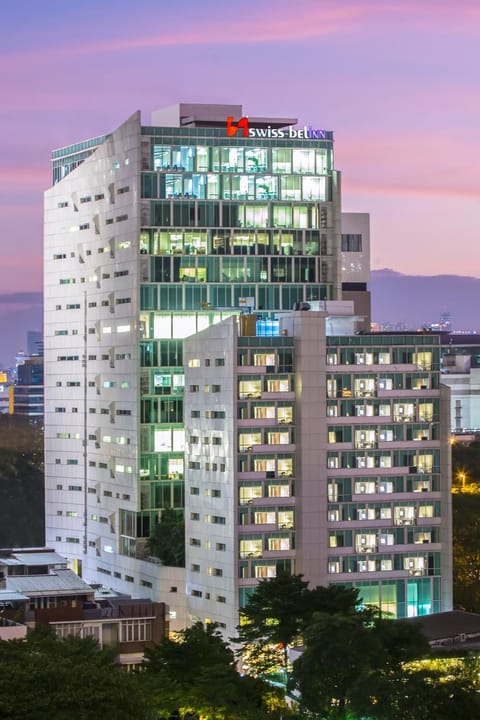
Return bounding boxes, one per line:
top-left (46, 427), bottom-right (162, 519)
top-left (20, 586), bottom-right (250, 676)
top-left (1, 0), bottom-right (479, 293)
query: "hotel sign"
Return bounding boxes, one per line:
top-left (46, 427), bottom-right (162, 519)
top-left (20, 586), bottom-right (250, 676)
top-left (227, 116), bottom-right (327, 140)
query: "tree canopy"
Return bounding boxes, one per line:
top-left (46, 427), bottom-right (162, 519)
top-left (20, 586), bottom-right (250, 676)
top-left (237, 574), bottom-right (480, 719)
top-left (0, 415), bottom-right (44, 546)
top-left (237, 573), bottom-right (362, 675)
top-left (0, 628), bottom-right (150, 720)
top-left (144, 621), bottom-right (287, 720)
top-left (147, 507), bottom-right (185, 566)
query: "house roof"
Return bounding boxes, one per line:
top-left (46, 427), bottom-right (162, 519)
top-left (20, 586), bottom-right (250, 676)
top-left (7, 569), bottom-right (93, 597)
top-left (0, 590), bottom-right (29, 602)
top-left (407, 610), bottom-right (480, 642)
top-left (9, 551), bottom-right (68, 566)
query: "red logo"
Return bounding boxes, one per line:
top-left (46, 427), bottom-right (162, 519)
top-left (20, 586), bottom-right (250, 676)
top-left (226, 116), bottom-right (249, 137)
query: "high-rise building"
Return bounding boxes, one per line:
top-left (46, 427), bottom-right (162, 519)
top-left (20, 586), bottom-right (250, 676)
top-left (44, 103), bottom-right (450, 632)
top-left (183, 311), bottom-right (452, 637)
top-left (44, 104), bottom-right (343, 614)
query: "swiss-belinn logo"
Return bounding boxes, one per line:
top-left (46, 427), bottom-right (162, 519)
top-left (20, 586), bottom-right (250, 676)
top-left (226, 115), bottom-right (328, 140)
top-left (226, 115), bottom-right (249, 137)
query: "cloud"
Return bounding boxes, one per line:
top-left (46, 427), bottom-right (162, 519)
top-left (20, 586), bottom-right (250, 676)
top-left (343, 179), bottom-right (480, 200)
top-left (2, 0), bottom-right (478, 67)
top-left (0, 167), bottom-right (48, 188)
top-left (337, 124), bottom-right (480, 200)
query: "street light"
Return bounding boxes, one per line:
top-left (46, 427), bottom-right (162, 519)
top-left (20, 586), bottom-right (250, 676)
top-left (458, 471), bottom-right (467, 490)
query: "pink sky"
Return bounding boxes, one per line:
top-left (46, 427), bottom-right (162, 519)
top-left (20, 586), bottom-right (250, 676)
top-left (1, 0), bottom-right (479, 292)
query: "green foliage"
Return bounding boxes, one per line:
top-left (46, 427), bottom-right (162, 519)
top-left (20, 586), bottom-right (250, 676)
top-left (291, 611), bottom-right (381, 718)
top-left (452, 490), bottom-right (480, 611)
top-left (361, 658), bottom-right (480, 720)
top-left (289, 612), bottom-right (479, 720)
top-left (451, 439), bottom-right (480, 611)
top-left (235, 574), bottom-right (477, 719)
top-left (452, 439), bottom-right (480, 486)
top-left (147, 507), bottom-right (185, 566)
top-left (0, 628), bottom-right (150, 720)
top-left (144, 621), bottom-right (286, 719)
top-left (0, 415), bottom-right (44, 546)
top-left (237, 574), bottom-right (361, 676)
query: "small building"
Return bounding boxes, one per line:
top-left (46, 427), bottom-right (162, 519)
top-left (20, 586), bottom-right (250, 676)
top-left (407, 609), bottom-right (480, 651)
top-left (0, 548), bottom-right (167, 665)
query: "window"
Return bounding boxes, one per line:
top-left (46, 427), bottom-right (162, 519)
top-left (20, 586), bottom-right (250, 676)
top-left (341, 234), bottom-right (362, 252)
top-left (266, 378), bottom-right (290, 393)
top-left (238, 379), bottom-right (262, 399)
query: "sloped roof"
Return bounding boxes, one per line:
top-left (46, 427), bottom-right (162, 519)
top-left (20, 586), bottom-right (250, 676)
top-left (7, 569), bottom-right (93, 597)
top-left (408, 610), bottom-right (480, 641)
top-left (10, 552), bottom-right (68, 566)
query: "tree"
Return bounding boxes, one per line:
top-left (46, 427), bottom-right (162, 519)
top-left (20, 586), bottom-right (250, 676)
top-left (290, 611), bottom-right (480, 720)
top-left (237, 574), bottom-right (361, 678)
top-left (0, 628), bottom-right (150, 720)
top-left (452, 491), bottom-right (480, 611)
top-left (452, 439), bottom-right (480, 486)
top-left (236, 573), bottom-right (310, 676)
top-left (148, 507), bottom-right (185, 566)
top-left (0, 415), bottom-right (44, 546)
top-left (363, 657), bottom-right (480, 720)
top-left (145, 621), bottom-right (284, 719)
top-left (290, 611), bottom-right (382, 718)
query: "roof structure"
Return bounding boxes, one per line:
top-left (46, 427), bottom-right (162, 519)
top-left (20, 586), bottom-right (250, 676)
top-left (7, 569), bottom-right (93, 597)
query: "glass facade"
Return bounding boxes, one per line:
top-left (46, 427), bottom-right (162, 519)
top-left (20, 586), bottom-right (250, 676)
top-left (136, 124), bottom-right (340, 539)
top-left (325, 334), bottom-right (445, 617)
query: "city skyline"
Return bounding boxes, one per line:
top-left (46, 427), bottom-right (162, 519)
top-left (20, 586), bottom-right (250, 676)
top-left (1, 0), bottom-right (480, 293)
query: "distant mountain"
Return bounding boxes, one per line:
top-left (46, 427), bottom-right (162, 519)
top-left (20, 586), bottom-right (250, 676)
top-left (0, 273), bottom-right (478, 367)
top-left (370, 270), bottom-right (480, 332)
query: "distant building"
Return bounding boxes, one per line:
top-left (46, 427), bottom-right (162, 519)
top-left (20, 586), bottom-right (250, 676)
top-left (440, 333), bottom-right (480, 431)
top-left (0, 372), bottom-right (10, 414)
top-left (12, 356), bottom-right (44, 419)
top-left (341, 212), bottom-right (371, 331)
top-left (27, 330), bottom-right (44, 358)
